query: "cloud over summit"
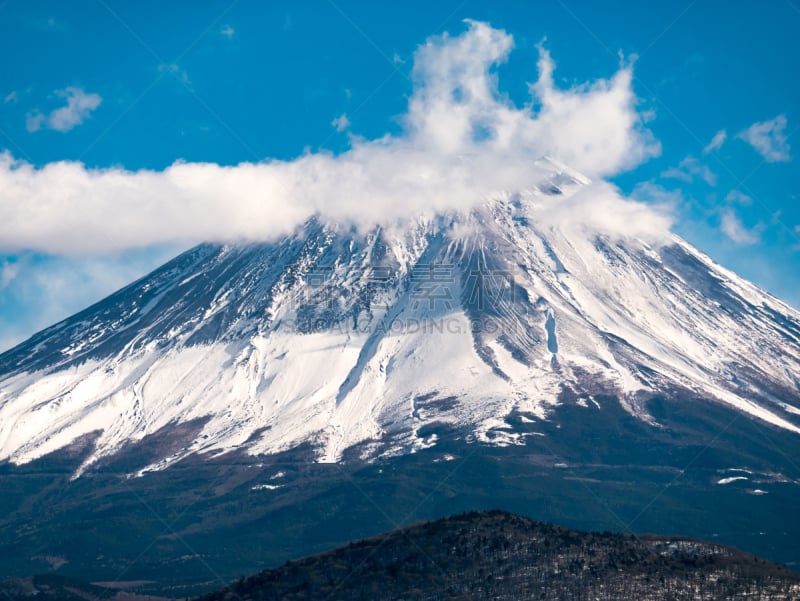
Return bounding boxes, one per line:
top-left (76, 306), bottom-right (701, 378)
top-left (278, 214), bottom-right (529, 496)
top-left (0, 20), bottom-right (665, 255)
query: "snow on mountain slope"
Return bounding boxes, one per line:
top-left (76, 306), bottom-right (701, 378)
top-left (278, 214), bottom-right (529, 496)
top-left (1, 165), bottom-right (799, 474)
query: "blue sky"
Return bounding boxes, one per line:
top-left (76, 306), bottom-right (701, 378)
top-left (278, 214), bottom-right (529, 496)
top-left (0, 0), bottom-right (798, 351)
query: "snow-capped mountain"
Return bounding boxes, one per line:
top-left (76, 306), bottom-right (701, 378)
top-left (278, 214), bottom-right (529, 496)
top-left (1, 160), bottom-right (799, 475)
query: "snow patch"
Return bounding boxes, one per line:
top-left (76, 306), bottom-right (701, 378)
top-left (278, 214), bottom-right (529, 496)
top-left (717, 476), bottom-right (748, 485)
top-left (251, 483), bottom-right (283, 491)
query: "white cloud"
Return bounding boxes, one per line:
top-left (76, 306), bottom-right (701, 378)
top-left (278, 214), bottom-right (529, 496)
top-left (725, 190), bottom-right (752, 205)
top-left (220, 24), bottom-right (235, 39)
top-left (405, 26), bottom-right (660, 175)
top-left (720, 210), bottom-right (759, 245)
top-left (702, 129), bottom-right (726, 154)
top-left (331, 113), bottom-right (350, 132)
top-left (536, 180), bottom-right (672, 242)
top-left (26, 87), bottom-right (102, 133)
top-left (49, 87), bottom-right (102, 131)
top-left (737, 114), bottom-right (791, 162)
top-left (0, 20), bottom-right (667, 256)
top-left (660, 155), bottom-right (716, 186)
top-left (3, 91), bottom-right (17, 104)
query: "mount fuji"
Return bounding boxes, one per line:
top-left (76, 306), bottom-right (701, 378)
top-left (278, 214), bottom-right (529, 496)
top-left (1, 159), bottom-right (798, 474)
top-left (2, 159), bottom-right (800, 592)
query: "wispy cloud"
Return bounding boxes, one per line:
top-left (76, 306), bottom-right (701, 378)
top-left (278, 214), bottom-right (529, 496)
top-left (159, 63), bottom-right (191, 87)
top-left (3, 90), bottom-right (17, 104)
top-left (725, 190), bottom-right (752, 206)
top-left (721, 210), bottom-right (760, 245)
top-left (331, 113), bottom-right (350, 132)
top-left (26, 87), bottom-right (102, 133)
top-left (661, 155), bottom-right (716, 186)
top-left (0, 258), bottom-right (20, 288)
top-left (737, 114), bottom-right (791, 162)
top-left (0, 20), bottom-right (667, 255)
top-left (702, 129), bottom-right (726, 154)
top-left (631, 181), bottom-right (685, 208)
top-left (24, 112), bottom-right (45, 133)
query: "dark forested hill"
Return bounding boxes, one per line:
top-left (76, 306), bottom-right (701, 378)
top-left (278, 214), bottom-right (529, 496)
top-left (3, 511), bottom-right (799, 600)
top-left (195, 510), bottom-right (800, 601)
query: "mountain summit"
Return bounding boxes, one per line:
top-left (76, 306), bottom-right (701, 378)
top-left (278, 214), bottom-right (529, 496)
top-left (1, 160), bottom-right (799, 475)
